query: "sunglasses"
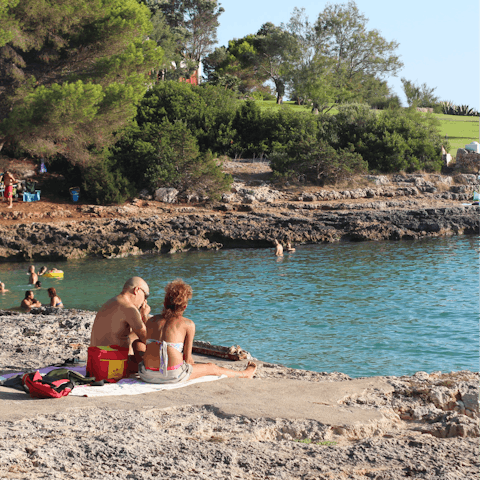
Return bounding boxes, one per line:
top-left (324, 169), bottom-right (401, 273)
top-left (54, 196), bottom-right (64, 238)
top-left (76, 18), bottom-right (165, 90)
top-left (138, 287), bottom-right (150, 300)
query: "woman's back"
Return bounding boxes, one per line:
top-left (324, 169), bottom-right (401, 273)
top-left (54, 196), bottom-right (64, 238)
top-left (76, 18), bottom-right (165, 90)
top-left (143, 314), bottom-right (190, 370)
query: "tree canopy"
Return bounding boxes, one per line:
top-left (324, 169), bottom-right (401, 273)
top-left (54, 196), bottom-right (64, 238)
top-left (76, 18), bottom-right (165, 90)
top-left (0, 0), bottom-right (162, 163)
top-left (144, 0), bottom-right (223, 80)
top-left (203, 1), bottom-right (403, 108)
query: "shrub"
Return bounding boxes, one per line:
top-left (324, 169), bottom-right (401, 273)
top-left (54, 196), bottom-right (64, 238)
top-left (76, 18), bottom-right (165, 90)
top-left (82, 158), bottom-right (134, 205)
top-left (111, 119), bottom-right (231, 199)
top-left (230, 100), bottom-right (268, 157)
top-left (136, 81), bottom-right (238, 154)
top-left (270, 130), bottom-right (368, 185)
top-left (331, 105), bottom-right (444, 173)
top-left (369, 95), bottom-right (402, 110)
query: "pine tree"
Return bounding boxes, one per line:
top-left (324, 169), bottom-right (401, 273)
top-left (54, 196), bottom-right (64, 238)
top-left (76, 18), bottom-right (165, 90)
top-left (0, 0), bottom-right (163, 164)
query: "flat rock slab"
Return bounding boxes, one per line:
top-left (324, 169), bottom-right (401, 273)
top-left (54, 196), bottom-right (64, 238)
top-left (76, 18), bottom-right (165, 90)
top-left (0, 376), bottom-right (393, 427)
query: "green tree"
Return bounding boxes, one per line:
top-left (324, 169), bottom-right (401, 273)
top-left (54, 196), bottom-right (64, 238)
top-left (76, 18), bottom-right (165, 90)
top-left (203, 40), bottom-right (260, 93)
top-left (253, 23), bottom-right (296, 104)
top-left (0, 0), bottom-right (162, 163)
top-left (401, 78), bottom-right (439, 108)
top-left (314, 1), bottom-right (403, 98)
top-left (144, 0), bottom-right (223, 79)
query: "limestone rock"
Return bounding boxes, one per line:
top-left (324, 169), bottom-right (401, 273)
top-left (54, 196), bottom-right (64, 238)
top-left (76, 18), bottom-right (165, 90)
top-left (155, 188), bottom-right (178, 203)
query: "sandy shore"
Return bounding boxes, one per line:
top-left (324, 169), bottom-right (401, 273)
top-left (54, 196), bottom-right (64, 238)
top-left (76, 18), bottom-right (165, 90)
top-left (0, 308), bottom-right (478, 479)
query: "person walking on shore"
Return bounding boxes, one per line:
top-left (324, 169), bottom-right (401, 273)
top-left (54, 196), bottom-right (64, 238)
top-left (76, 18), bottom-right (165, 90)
top-left (139, 278), bottom-right (256, 384)
top-left (90, 276), bottom-right (150, 371)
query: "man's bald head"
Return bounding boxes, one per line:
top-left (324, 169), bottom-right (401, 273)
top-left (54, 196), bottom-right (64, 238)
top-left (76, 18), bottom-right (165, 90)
top-left (123, 277), bottom-right (149, 295)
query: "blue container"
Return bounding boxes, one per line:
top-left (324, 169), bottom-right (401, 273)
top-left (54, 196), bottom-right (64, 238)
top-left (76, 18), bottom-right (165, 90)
top-left (71, 192), bottom-right (79, 202)
top-left (23, 191), bottom-right (41, 202)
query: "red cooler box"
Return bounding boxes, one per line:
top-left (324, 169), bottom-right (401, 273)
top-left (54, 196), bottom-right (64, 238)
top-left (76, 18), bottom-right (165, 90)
top-left (86, 345), bottom-right (129, 382)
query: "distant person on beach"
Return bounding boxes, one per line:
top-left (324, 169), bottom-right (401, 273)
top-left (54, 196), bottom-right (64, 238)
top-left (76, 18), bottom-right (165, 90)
top-left (2, 171), bottom-right (16, 209)
top-left (274, 239), bottom-right (283, 256)
top-left (90, 276), bottom-right (150, 370)
top-left (139, 279), bottom-right (256, 384)
top-left (35, 281), bottom-right (41, 288)
top-left (48, 287), bottom-right (63, 308)
top-left (21, 290), bottom-right (41, 311)
top-left (0, 282), bottom-right (9, 292)
top-left (286, 242), bottom-right (295, 252)
top-left (28, 266), bottom-right (38, 285)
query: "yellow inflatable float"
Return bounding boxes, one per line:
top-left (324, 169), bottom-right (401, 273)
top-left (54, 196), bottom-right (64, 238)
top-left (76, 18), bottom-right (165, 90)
top-left (44, 269), bottom-right (64, 278)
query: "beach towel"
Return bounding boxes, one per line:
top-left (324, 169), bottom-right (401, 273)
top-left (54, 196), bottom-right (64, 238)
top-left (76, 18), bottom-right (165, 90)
top-left (1, 365), bottom-right (226, 398)
top-left (69, 374), bottom-right (227, 397)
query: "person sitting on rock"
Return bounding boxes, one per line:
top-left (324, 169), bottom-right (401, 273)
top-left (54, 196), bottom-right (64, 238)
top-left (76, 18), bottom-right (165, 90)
top-left (0, 281), bottom-right (9, 292)
top-left (21, 290), bottom-right (42, 311)
top-left (273, 239), bottom-right (283, 257)
top-left (90, 277), bottom-right (151, 373)
top-left (139, 278), bottom-right (257, 384)
top-left (48, 287), bottom-right (63, 308)
top-left (28, 265), bottom-right (38, 285)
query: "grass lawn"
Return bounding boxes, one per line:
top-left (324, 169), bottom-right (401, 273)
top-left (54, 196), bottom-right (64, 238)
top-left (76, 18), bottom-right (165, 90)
top-left (433, 114), bottom-right (479, 154)
top-left (254, 100), bottom-right (479, 155)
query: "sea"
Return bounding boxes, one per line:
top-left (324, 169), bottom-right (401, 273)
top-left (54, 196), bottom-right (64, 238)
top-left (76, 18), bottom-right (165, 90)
top-left (0, 235), bottom-right (478, 378)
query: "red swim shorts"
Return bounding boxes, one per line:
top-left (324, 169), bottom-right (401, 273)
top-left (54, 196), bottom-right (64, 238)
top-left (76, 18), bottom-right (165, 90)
top-left (4, 185), bottom-right (13, 199)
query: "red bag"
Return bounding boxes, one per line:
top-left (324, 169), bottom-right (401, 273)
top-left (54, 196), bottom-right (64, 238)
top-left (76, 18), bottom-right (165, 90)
top-left (23, 371), bottom-right (73, 399)
top-left (86, 345), bottom-right (129, 383)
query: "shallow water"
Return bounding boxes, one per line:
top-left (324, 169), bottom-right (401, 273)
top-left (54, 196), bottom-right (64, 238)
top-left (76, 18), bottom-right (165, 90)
top-left (0, 236), bottom-right (478, 377)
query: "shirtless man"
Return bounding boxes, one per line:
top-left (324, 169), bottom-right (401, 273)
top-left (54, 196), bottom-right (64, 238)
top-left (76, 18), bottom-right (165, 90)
top-left (3, 171), bottom-right (16, 208)
top-left (28, 265), bottom-right (38, 285)
top-left (90, 277), bottom-right (150, 371)
top-left (21, 290), bottom-right (42, 311)
top-left (274, 239), bottom-right (283, 256)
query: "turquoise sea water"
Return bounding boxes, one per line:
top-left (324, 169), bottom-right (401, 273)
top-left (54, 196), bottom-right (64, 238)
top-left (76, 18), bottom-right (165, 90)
top-left (0, 236), bottom-right (478, 378)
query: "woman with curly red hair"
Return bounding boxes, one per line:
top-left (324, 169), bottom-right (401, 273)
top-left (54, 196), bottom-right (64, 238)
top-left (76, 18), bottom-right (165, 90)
top-left (139, 279), bottom-right (256, 384)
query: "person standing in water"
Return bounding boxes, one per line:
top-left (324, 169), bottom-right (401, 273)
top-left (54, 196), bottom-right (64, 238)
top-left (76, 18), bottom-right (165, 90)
top-left (28, 266), bottom-right (38, 285)
top-left (274, 239), bottom-right (283, 257)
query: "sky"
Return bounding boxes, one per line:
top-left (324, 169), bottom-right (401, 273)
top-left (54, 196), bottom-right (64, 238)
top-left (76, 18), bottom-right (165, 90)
top-left (214, 0), bottom-right (479, 110)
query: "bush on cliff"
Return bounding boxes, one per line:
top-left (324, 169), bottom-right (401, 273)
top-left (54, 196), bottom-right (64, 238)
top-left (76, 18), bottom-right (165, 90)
top-left (136, 81), bottom-right (238, 154)
top-left (329, 105), bottom-right (444, 172)
top-left (111, 119), bottom-right (231, 200)
top-left (270, 134), bottom-right (367, 185)
top-left (230, 101), bottom-right (323, 158)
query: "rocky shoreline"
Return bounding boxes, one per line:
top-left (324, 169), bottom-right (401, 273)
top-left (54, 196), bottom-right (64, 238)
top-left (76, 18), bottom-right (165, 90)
top-left (0, 173), bottom-right (478, 261)
top-left (0, 309), bottom-right (478, 479)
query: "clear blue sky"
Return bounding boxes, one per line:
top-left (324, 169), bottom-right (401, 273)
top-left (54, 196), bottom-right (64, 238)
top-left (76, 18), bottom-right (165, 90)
top-left (214, 0), bottom-right (479, 110)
